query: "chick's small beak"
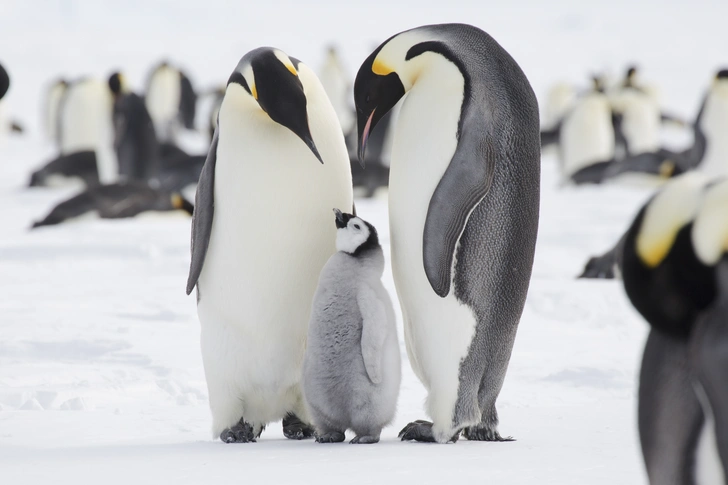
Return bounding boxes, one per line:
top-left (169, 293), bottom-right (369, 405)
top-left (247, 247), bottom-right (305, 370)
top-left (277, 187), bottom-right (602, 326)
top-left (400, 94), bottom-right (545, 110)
top-left (333, 208), bottom-right (346, 228)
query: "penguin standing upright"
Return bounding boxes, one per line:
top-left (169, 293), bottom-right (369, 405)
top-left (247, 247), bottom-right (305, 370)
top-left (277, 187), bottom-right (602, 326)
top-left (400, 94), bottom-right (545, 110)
top-left (145, 61), bottom-right (197, 143)
top-left (619, 173), bottom-right (728, 483)
top-left (302, 209), bottom-right (400, 444)
top-left (318, 46), bottom-right (355, 136)
top-left (354, 23), bottom-right (540, 443)
top-left (186, 48), bottom-right (353, 443)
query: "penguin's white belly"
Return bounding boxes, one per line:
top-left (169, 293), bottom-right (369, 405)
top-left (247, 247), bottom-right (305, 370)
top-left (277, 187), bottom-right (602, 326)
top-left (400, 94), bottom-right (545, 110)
top-left (60, 80), bottom-right (116, 183)
top-left (622, 96), bottom-right (660, 154)
top-left (196, 113), bottom-right (351, 433)
top-left (146, 68), bottom-right (181, 141)
top-left (699, 93), bottom-right (728, 178)
top-left (561, 97), bottom-right (615, 177)
top-left (388, 58), bottom-right (477, 427)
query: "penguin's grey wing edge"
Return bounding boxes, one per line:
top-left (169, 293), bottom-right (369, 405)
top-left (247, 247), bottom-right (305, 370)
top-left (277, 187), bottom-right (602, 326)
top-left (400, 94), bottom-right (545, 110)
top-left (357, 285), bottom-right (388, 385)
top-left (185, 132), bottom-right (218, 295)
top-left (423, 118), bottom-right (495, 297)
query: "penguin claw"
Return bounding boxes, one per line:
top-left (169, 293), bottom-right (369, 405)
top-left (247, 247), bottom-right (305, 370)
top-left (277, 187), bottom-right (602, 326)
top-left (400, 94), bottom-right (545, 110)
top-left (350, 435), bottom-right (379, 444)
top-left (398, 420), bottom-right (459, 443)
top-left (282, 413), bottom-right (315, 440)
top-left (219, 419), bottom-right (256, 443)
top-left (462, 425), bottom-right (514, 442)
top-left (314, 431), bottom-right (346, 443)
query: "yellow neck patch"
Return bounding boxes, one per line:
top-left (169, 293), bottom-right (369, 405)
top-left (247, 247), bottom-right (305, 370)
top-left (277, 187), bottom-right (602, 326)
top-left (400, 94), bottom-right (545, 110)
top-left (284, 63), bottom-right (297, 76)
top-left (372, 59), bottom-right (393, 76)
top-left (251, 84), bottom-right (258, 100)
top-left (637, 234), bottom-right (676, 268)
top-left (171, 193), bottom-right (183, 209)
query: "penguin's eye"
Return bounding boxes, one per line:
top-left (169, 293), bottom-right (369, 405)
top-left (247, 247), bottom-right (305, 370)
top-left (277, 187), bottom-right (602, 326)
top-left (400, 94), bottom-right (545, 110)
top-left (353, 224), bottom-right (361, 230)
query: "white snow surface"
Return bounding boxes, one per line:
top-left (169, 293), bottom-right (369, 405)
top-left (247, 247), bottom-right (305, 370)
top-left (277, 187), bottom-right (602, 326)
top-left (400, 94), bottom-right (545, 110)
top-left (0, 1), bottom-right (725, 483)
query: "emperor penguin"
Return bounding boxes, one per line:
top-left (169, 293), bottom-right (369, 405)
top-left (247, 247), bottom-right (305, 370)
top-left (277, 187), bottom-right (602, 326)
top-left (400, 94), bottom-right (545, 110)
top-left (353, 23), bottom-right (540, 443)
top-left (145, 61), bottom-right (197, 143)
top-left (619, 173), bottom-right (728, 483)
top-left (696, 69), bottom-right (728, 178)
top-left (558, 76), bottom-right (619, 184)
top-left (186, 47), bottom-right (353, 443)
top-left (302, 209), bottom-right (400, 444)
top-left (539, 81), bottom-right (576, 149)
top-left (318, 45), bottom-right (355, 136)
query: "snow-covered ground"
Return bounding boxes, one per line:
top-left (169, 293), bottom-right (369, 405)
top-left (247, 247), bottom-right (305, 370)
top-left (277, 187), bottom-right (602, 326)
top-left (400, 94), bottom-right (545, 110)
top-left (0, 1), bottom-right (725, 483)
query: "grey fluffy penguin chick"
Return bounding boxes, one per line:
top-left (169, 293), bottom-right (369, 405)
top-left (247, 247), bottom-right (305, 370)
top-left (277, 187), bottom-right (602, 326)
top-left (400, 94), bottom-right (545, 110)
top-left (302, 209), bottom-right (401, 444)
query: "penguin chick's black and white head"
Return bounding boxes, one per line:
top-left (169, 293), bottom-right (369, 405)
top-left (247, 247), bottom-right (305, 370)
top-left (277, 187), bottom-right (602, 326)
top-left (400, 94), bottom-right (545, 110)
top-left (0, 62), bottom-right (10, 100)
top-left (227, 47), bottom-right (323, 163)
top-left (333, 208), bottom-right (379, 256)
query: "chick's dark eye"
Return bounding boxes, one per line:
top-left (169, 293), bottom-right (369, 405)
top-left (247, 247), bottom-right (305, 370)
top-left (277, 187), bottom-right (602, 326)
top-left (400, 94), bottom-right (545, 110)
top-left (354, 224), bottom-right (360, 230)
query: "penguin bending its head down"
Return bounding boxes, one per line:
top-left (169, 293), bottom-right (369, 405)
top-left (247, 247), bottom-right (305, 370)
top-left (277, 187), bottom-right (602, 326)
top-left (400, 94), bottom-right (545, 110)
top-left (302, 209), bottom-right (400, 444)
top-left (354, 23), bottom-right (540, 443)
top-left (619, 173), bottom-right (728, 483)
top-left (186, 47), bottom-right (353, 443)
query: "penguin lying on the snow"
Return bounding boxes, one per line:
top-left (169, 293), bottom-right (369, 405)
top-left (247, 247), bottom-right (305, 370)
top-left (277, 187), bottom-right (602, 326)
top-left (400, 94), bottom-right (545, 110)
top-left (302, 209), bottom-right (400, 444)
top-left (31, 181), bottom-right (193, 228)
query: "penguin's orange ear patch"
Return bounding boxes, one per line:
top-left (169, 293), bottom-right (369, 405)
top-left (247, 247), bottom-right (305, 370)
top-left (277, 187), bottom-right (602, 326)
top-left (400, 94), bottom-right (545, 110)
top-left (372, 59), bottom-right (393, 76)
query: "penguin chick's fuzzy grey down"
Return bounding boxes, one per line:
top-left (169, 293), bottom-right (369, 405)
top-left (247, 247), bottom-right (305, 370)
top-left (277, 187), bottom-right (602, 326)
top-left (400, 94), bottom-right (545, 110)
top-left (302, 209), bottom-right (401, 444)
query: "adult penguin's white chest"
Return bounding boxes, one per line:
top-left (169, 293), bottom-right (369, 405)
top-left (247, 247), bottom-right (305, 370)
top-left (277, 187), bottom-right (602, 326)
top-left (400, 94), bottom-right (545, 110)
top-left (146, 67), bottom-right (181, 141)
top-left (699, 89), bottom-right (728, 178)
top-left (197, 85), bottom-right (352, 390)
top-left (619, 91), bottom-right (660, 155)
top-left (388, 55), bottom-right (478, 401)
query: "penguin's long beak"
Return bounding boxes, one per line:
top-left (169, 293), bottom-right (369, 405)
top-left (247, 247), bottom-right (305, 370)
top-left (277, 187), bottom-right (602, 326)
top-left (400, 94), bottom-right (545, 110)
top-left (357, 109), bottom-right (375, 168)
top-left (300, 133), bottom-right (324, 164)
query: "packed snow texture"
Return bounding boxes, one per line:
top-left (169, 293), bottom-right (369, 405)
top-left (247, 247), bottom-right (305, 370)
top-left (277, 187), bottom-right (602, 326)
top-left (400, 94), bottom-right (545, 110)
top-left (0, 0), bottom-right (725, 483)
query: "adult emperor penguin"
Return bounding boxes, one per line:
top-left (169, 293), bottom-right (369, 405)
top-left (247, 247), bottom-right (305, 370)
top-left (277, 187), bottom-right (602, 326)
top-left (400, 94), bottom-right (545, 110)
top-left (318, 45), bottom-right (355, 136)
top-left (354, 23), bottom-right (540, 443)
top-left (145, 61), bottom-right (197, 143)
top-left (186, 47), bottom-right (353, 443)
top-left (619, 173), bottom-right (728, 483)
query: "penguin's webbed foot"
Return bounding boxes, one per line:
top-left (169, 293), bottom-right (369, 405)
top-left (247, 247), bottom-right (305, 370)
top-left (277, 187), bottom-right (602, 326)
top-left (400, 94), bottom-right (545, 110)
top-left (282, 413), bottom-right (315, 440)
top-left (462, 423), bottom-right (514, 442)
top-left (350, 435), bottom-right (379, 444)
top-left (220, 419), bottom-right (256, 443)
top-left (314, 431), bottom-right (346, 443)
top-left (398, 420), bottom-right (460, 443)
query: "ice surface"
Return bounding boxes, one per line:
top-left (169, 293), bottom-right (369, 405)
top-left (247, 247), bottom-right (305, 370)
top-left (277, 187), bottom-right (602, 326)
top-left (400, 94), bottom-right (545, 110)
top-left (1, 1), bottom-right (725, 483)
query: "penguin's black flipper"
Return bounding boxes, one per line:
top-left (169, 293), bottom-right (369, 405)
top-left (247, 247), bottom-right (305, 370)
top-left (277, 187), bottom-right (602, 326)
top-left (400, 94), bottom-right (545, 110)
top-left (179, 71), bottom-right (197, 130)
top-left (639, 330), bottom-right (704, 484)
top-left (30, 189), bottom-right (97, 229)
top-left (186, 132), bottom-right (218, 295)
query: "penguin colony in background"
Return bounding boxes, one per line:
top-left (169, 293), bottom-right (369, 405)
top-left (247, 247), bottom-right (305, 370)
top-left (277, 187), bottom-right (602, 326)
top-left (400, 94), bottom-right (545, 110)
top-left (617, 173), bottom-right (728, 483)
top-left (543, 67), bottom-right (728, 185)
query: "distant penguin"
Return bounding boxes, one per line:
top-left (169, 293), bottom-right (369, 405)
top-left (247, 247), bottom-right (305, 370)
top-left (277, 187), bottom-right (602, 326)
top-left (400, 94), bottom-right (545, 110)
top-left (558, 77), bottom-right (618, 184)
top-left (186, 47), bottom-right (353, 443)
top-left (302, 209), bottom-right (400, 444)
top-left (145, 61), bottom-right (197, 143)
top-left (43, 78), bottom-right (69, 148)
top-left (610, 70), bottom-right (662, 156)
top-left (540, 81), bottom-right (577, 149)
top-left (108, 72), bottom-right (160, 183)
top-left (697, 70), bottom-right (728, 178)
top-left (354, 23), bottom-right (540, 443)
top-left (619, 173), bottom-right (728, 484)
top-left (31, 181), bottom-right (193, 228)
top-left (0, 62), bottom-right (9, 144)
top-left (205, 87), bottom-right (225, 142)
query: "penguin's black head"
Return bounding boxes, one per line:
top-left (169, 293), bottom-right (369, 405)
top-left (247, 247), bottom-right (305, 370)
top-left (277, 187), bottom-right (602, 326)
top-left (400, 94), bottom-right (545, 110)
top-left (0, 62), bottom-right (10, 100)
top-left (354, 45), bottom-right (405, 167)
top-left (591, 75), bottom-right (606, 93)
top-left (228, 48), bottom-right (322, 164)
top-left (108, 72), bottom-right (125, 96)
top-left (716, 69), bottom-right (728, 80)
top-left (333, 208), bottom-right (379, 256)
